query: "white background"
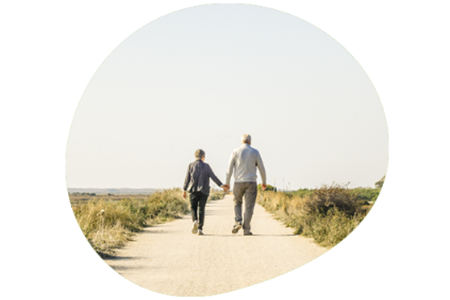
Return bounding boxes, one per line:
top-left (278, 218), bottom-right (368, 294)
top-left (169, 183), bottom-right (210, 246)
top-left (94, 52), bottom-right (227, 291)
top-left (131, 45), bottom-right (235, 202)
top-left (0, 1), bottom-right (450, 299)
top-left (65, 4), bottom-right (388, 191)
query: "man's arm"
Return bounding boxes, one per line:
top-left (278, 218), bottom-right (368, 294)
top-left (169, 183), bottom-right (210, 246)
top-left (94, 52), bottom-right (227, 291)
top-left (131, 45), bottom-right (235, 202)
top-left (256, 151), bottom-right (267, 186)
top-left (183, 163), bottom-right (191, 191)
top-left (207, 164), bottom-right (224, 188)
top-left (225, 152), bottom-right (235, 185)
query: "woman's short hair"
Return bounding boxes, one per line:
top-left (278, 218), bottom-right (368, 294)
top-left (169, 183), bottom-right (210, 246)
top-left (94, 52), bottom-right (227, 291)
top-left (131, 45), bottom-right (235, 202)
top-left (195, 149), bottom-right (205, 159)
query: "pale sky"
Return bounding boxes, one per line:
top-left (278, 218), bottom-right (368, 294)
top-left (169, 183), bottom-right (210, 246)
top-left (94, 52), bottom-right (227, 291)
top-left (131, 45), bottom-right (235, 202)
top-left (66, 4), bottom-right (388, 190)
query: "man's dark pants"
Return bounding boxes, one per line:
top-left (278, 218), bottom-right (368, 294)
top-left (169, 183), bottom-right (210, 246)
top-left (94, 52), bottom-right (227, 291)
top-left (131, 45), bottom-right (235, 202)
top-left (233, 182), bottom-right (258, 234)
top-left (189, 191), bottom-right (209, 230)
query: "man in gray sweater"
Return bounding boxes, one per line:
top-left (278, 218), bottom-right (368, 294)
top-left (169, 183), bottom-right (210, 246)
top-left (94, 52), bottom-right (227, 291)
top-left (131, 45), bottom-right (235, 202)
top-left (225, 134), bottom-right (267, 235)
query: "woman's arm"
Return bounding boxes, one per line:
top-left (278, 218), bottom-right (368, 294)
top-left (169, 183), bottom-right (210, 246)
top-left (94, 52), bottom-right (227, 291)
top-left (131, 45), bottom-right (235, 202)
top-left (183, 163), bottom-right (191, 192)
top-left (207, 164), bottom-right (224, 188)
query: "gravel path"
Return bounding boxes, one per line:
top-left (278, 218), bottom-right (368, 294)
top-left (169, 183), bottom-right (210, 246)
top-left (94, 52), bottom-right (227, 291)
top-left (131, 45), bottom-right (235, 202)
top-left (103, 195), bottom-right (328, 296)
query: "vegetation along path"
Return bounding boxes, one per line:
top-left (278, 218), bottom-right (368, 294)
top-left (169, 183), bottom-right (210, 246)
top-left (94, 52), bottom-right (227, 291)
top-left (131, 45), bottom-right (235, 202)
top-left (103, 194), bottom-right (328, 297)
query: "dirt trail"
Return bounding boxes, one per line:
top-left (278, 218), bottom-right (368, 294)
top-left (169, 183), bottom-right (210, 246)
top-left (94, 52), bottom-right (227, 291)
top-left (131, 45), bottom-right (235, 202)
top-left (103, 195), bottom-right (328, 296)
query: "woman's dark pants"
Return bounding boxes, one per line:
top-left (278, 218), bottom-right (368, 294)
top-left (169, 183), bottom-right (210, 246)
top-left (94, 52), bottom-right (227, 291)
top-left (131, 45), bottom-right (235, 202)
top-left (189, 191), bottom-right (209, 230)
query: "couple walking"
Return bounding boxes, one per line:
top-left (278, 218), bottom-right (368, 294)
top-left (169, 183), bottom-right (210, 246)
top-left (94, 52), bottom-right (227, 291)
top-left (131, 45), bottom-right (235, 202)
top-left (182, 134), bottom-right (267, 236)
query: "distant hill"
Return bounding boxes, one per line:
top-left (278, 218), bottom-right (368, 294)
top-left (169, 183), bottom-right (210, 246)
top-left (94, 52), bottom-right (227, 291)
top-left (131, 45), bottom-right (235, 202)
top-left (67, 188), bottom-right (160, 195)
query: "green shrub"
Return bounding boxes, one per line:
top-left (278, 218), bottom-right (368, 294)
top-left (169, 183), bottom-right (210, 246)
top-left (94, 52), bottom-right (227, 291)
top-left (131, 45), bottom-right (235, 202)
top-left (257, 184), bottom-right (277, 191)
top-left (352, 188), bottom-right (381, 203)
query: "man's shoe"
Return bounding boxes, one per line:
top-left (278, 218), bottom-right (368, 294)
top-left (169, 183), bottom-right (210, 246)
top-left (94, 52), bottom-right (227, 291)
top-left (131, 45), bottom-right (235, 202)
top-left (197, 229), bottom-right (204, 236)
top-left (244, 232), bottom-right (253, 236)
top-left (232, 222), bottom-right (242, 234)
top-left (192, 221), bottom-right (198, 234)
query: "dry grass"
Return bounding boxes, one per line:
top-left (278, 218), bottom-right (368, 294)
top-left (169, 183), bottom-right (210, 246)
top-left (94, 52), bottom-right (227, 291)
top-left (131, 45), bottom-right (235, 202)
top-left (69, 193), bottom-right (149, 205)
top-left (71, 188), bottom-right (189, 257)
top-left (257, 183), bottom-right (372, 248)
top-left (208, 190), bottom-right (225, 201)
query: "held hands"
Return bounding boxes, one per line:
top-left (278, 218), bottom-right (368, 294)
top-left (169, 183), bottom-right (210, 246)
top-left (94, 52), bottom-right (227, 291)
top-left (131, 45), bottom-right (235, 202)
top-left (261, 184), bottom-right (267, 191)
top-left (222, 184), bottom-right (230, 192)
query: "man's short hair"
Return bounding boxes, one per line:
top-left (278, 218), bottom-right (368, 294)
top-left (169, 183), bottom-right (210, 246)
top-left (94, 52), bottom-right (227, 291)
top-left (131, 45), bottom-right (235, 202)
top-left (242, 134), bottom-right (251, 144)
top-left (195, 149), bottom-right (205, 159)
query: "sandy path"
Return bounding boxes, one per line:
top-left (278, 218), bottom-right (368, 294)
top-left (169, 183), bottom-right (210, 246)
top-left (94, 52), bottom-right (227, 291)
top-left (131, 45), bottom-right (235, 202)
top-left (103, 195), bottom-right (328, 296)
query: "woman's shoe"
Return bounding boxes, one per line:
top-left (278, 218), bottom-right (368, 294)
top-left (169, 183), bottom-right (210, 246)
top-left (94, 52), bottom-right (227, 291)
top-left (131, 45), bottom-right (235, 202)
top-left (192, 221), bottom-right (198, 234)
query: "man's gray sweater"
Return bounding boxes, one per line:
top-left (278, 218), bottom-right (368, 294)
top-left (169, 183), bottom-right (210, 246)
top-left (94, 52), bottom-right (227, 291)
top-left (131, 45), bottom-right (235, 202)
top-left (225, 143), bottom-right (267, 185)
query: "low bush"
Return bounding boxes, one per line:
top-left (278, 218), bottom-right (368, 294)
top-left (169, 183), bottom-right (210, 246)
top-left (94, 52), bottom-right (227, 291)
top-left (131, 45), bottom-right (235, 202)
top-left (208, 190), bottom-right (225, 201)
top-left (72, 188), bottom-right (189, 257)
top-left (257, 183), bottom-right (372, 248)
